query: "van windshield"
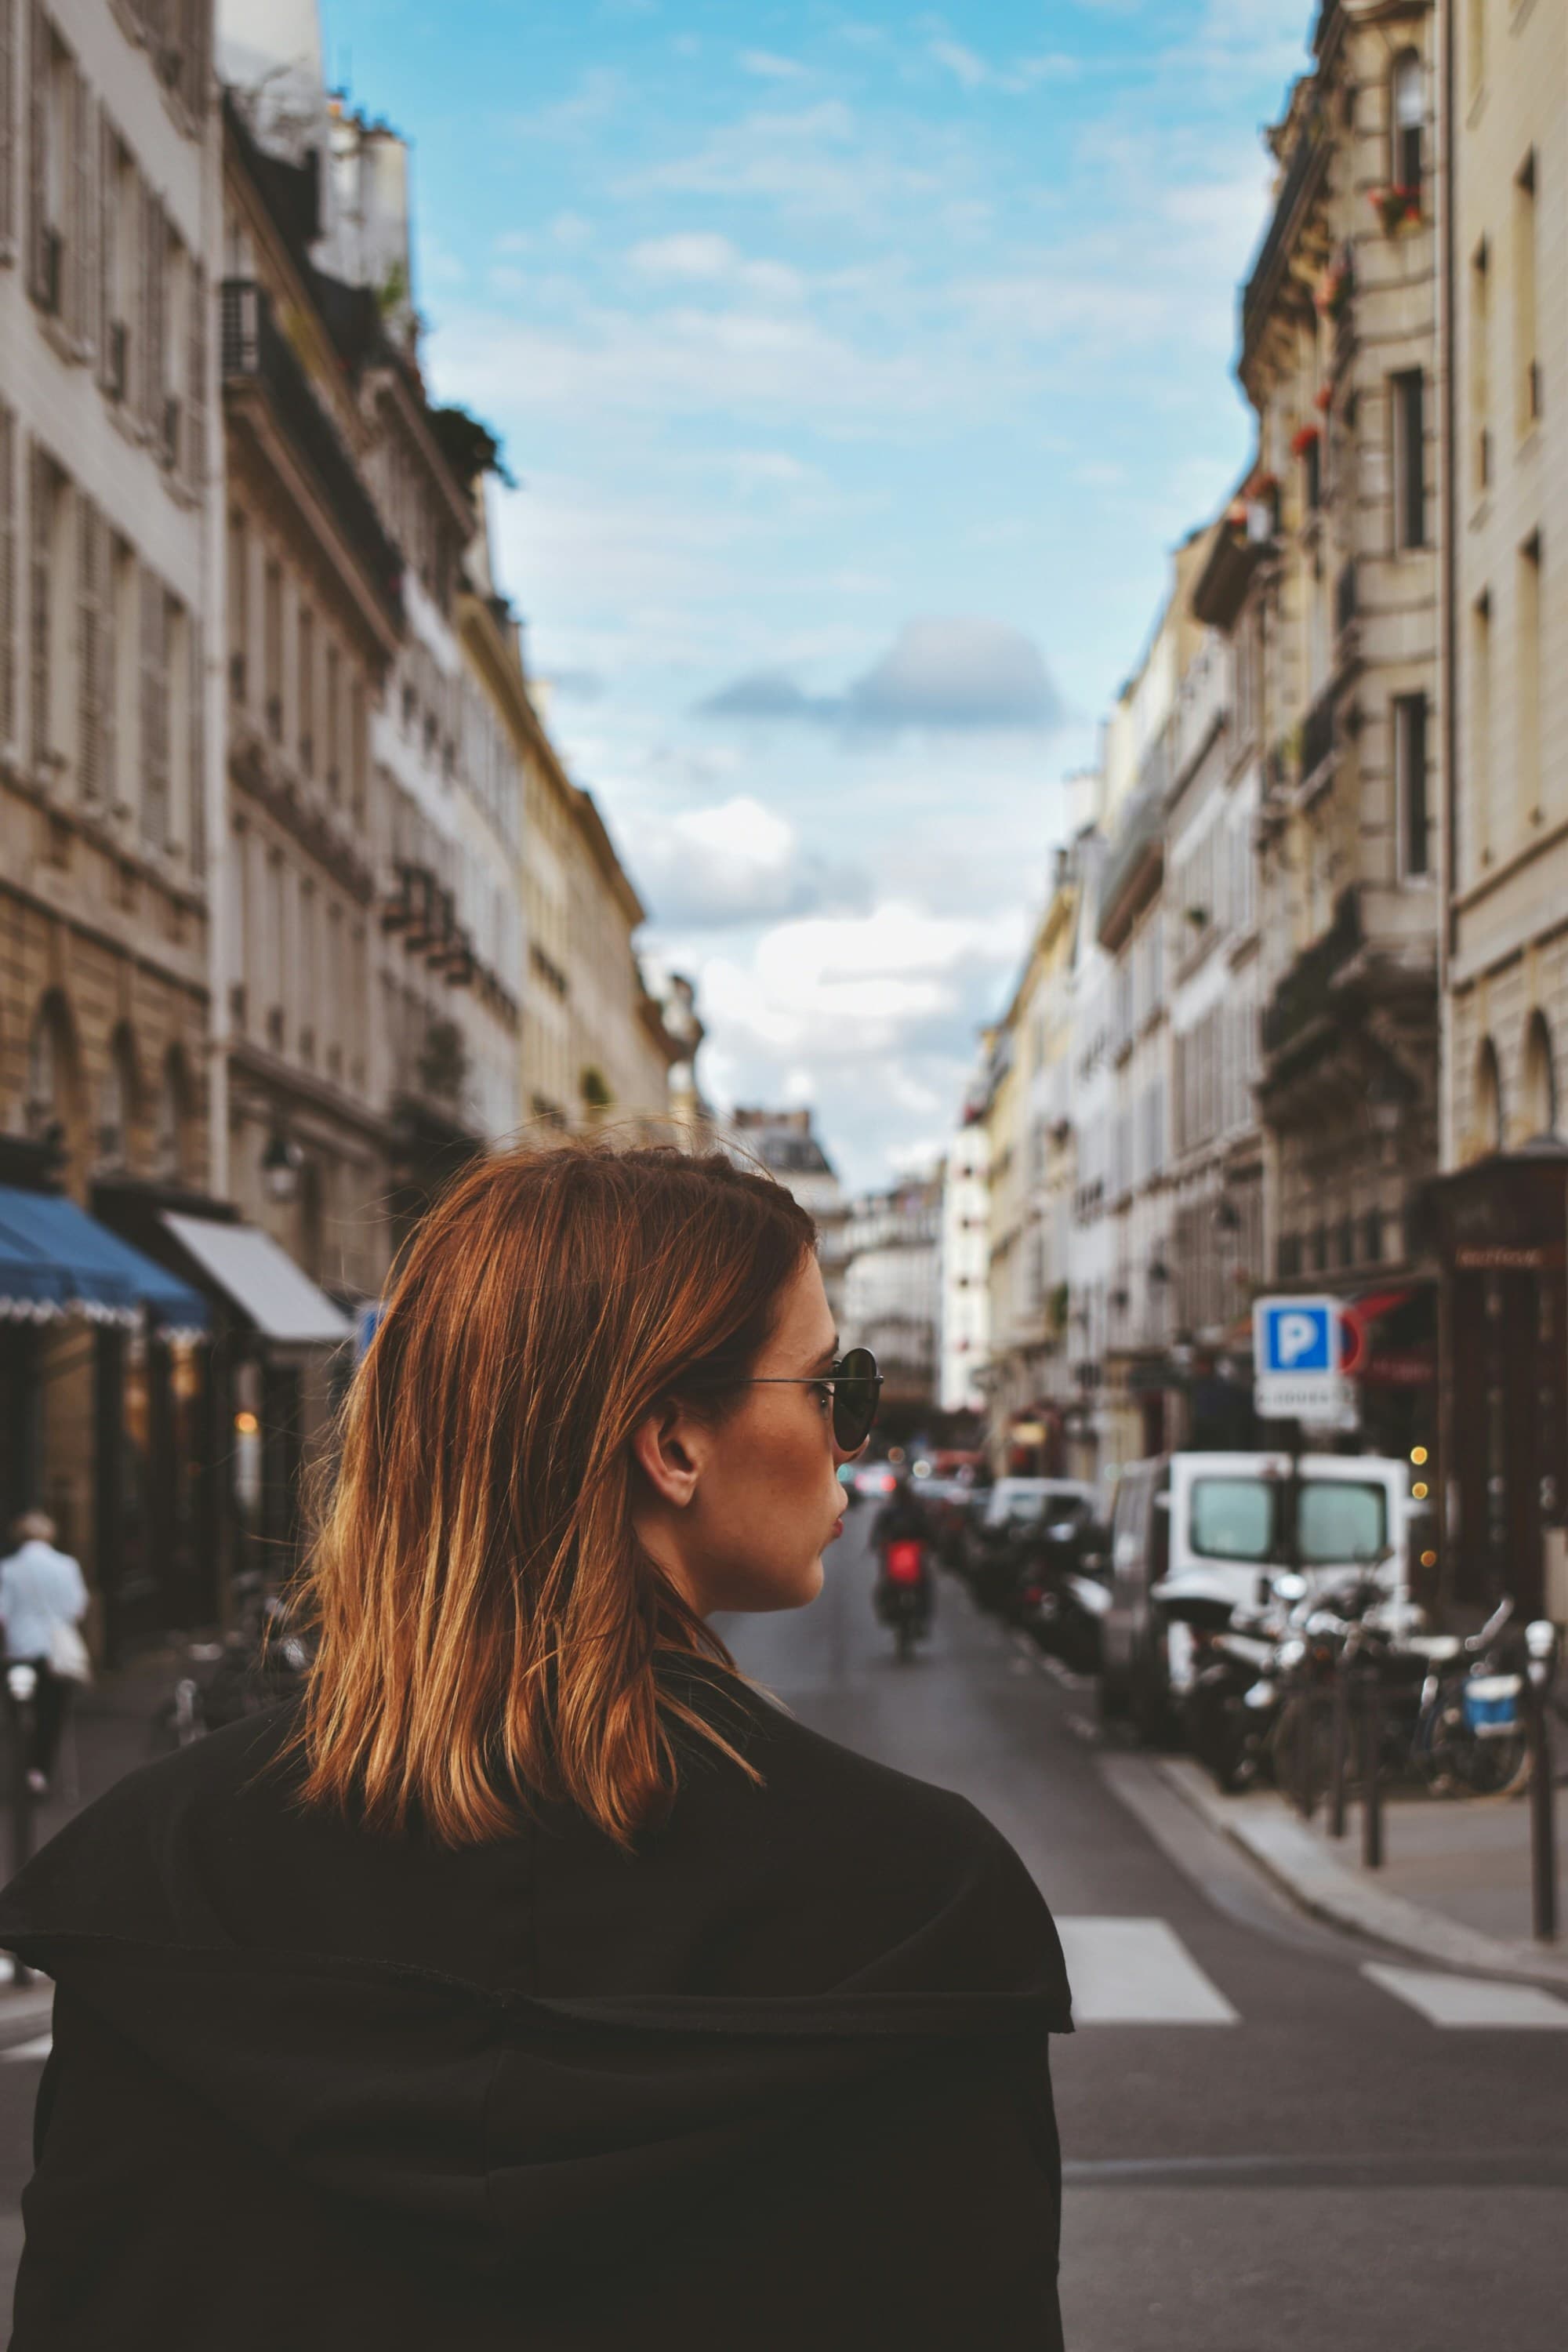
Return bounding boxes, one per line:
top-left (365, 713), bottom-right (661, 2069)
top-left (1189, 1479), bottom-right (1276, 1561)
top-left (1189, 1475), bottom-right (1388, 1566)
top-left (1298, 1481), bottom-right (1387, 1565)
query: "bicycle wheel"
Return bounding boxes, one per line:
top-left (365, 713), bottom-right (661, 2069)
top-left (1269, 1693), bottom-right (1337, 1816)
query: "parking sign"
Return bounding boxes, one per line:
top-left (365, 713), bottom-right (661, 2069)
top-left (1252, 1295), bottom-right (1356, 1425)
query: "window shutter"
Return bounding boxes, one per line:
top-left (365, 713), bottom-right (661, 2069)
top-left (100, 527), bottom-right (116, 808)
top-left (0, 402), bottom-right (14, 751)
top-left (73, 73), bottom-right (96, 358)
top-left (141, 182), bottom-right (162, 431)
top-left (186, 256), bottom-right (206, 492)
top-left (187, 602), bottom-right (205, 871)
top-left (28, 440), bottom-right (50, 771)
top-left (96, 109), bottom-right (114, 391)
top-left (0, 0), bottom-right (15, 252)
top-left (76, 487), bottom-right (100, 798)
top-left (140, 563), bottom-right (169, 846)
top-left (26, 0), bottom-right (46, 303)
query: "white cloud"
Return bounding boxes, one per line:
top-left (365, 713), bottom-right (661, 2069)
top-left (618, 795), bottom-right (863, 928)
top-left (699, 616), bottom-right (1063, 735)
top-left (625, 233), bottom-right (805, 302)
top-left (739, 49), bottom-right (808, 81)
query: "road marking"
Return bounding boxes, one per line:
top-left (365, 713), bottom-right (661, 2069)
top-left (0, 2033), bottom-right (52, 2062)
top-left (1363, 1965), bottom-right (1568, 2029)
top-left (1058, 1916), bottom-right (1240, 2025)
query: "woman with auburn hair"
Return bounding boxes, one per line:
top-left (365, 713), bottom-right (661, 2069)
top-left (0, 1141), bottom-right (1070, 2351)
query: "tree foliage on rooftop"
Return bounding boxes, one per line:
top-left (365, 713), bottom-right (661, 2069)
top-left (428, 403), bottom-right (517, 490)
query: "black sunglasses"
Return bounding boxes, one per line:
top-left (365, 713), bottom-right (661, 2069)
top-left (745, 1346), bottom-right (882, 1454)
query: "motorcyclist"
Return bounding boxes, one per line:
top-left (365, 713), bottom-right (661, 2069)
top-left (871, 1474), bottom-right (928, 1555)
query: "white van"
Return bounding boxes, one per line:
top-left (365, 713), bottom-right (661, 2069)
top-left (1098, 1450), bottom-right (1414, 1740)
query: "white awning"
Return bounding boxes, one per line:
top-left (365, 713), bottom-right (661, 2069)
top-left (161, 1213), bottom-right (354, 1346)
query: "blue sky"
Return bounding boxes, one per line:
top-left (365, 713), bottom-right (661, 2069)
top-left (319, 0), bottom-right (1313, 1189)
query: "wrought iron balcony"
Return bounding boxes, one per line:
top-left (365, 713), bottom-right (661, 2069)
top-left (1299, 683), bottom-right (1336, 785)
top-left (220, 278), bottom-right (404, 628)
top-left (1261, 887), bottom-right (1362, 1059)
top-left (1242, 107), bottom-right (1328, 356)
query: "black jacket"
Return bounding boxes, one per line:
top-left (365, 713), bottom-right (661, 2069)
top-left (0, 1676), bottom-right (1071, 2350)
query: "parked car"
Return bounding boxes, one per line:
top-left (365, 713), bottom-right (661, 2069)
top-left (964, 1478), bottom-right (1098, 1613)
top-left (1098, 1450), bottom-right (1415, 1747)
top-left (851, 1461), bottom-right (899, 1504)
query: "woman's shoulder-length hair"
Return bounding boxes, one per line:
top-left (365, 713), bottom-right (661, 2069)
top-left (290, 1138), bottom-right (816, 1849)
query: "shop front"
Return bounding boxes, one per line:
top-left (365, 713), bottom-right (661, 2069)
top-left (1427, 1142), bottom-right (1568, 1623)
top-left (0, 1161), bottom-right (209, 1665)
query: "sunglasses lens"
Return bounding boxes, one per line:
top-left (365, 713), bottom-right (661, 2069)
top-left (832, 1348), bottom-right (880, 1451)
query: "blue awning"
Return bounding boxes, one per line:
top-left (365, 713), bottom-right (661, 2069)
top-left (0, 1186), bottom-right (209, 1336)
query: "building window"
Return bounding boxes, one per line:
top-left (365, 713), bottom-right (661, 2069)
top-left (297, 604), bottom-right (314, 775)
top-left (1467, 0), bottom-right (1485, 97)
top-left (1515, 151), bottom-right (1539, 436)
top-left (1470, 240), bottom-right (1490, 491)
top-left (263, 557), bottom-right (282, 740)
top-left (1361, 1208), bottom-right (1385, 1266)
top-left (1519, 534), bottom-right (1543, 822)
top-left (1395, 693), bottom-right (1430, 877)
top-left (1277, 1232), bottom-right (1302, 1279)
top-left (1336, 1216), bottom-right (1356, 1270)
top-left (227, 510), bottom-right (249, 701)
top-left (1391, 51), bottom-right (1423, 195)
top-left (1475, 1037), bottom-right (1504, 1154)
top-left (1392, 371), bottom-right (1426, 549)
top-left (1523, 1011), bottom-right (1558, 1139)
top-left (1471, 592), bottom-right (1493, 864)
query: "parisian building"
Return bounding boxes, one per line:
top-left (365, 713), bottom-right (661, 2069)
top-left (0, 0), bottom-right (224, 1650)
top-left (1240, 1), bottom-right (1443, 1464)
top-left (1430, 0), bottom-right (1568, 1622)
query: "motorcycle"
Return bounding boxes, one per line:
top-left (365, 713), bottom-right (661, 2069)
top-left (875, 1537), bottom-right (933, 1662)
top-left (151, 1593), bottom-right (313, 1752)
top-left (1411, 1595), bottom-right (1531, 1798)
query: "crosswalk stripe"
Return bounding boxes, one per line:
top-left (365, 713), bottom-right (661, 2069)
top-left (1363, 1965), bottom-right (1568, 2030)
top-left (1058, 1916), bottom-right (1239, 2025)
top-left (0, 2034), bottom-right (53, 2063)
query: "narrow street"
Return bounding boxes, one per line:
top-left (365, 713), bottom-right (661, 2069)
top-left (0, 1508), bottom-right (1562, 2344)
top-left (722, 1512), bottom-right (1568, 2352)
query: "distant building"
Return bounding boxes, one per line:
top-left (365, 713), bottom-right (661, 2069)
top-left (938, 1118), bottom-right (989, 1414)
top-left (727, 1107), bottom-right (848, 1318)
top-left (840, 1178), bottom-right (942, 1415)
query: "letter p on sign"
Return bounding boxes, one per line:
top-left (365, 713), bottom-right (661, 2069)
top-left (1277, 1311), bottom-right (1321, 1367)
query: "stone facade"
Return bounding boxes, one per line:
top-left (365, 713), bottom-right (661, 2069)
top-left (1244, 2), bottom-right (1443, 1297)
top-left (1445, 0), bottom-right (1568, 1159)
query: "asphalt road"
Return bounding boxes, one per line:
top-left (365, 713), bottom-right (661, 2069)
top-left (0, 1514), bottom-right (1562, 2347)
top-left (717, 1508), bottom-right (1568, 2352)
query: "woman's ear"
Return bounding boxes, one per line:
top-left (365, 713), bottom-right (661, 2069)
top-left (630, 1403), bottom-right (702, 1509)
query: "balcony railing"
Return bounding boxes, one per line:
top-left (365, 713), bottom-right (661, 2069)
top-left (1299, 683), bottom-right (1336, 784)
top-left (1097, 771), bottom-right (1166, 949)
top-left (220, 279), bottom-right (404, 628)
top-left (1334, 558), bottom-right (1357, 637)
top-left (1261, 887), bottom-right (1362, 1058)
top-left (1242, 107), bottom-right (1327, 355)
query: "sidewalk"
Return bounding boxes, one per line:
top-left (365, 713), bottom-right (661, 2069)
top-left (1, 1649), bottom-right (186, 1863)
top-left (1160, 1755), bottom-right (1568, 1989)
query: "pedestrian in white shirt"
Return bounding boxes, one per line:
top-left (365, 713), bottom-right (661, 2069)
top-left (0, 1512), bottom-right (90, 1796)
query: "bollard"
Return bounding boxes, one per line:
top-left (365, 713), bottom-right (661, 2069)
top-left (5, 1662), bottom-right (38, 1987)
top-left (1328, 1668), bottom-right (1350, 1840)
top-left (1525, 1623), bottom-right (1559, 1944)
top-left (1360, 1670), bottom-right (1384, 1872)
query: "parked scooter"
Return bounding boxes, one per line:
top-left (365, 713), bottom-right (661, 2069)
top-left (1412, 1595), bottom-right (1532, 1797)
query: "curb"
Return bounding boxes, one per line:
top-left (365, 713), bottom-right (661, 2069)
top-left (1154, 1755), bottom-right (1568, 1991)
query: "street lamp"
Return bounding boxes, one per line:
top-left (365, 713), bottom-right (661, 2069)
top-left (262, 1129), bottom-right (303, 1203)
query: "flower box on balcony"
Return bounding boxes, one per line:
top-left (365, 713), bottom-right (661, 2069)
top-left (1370, 185), bottom-right (1421, 236)
top-left (1290, 423), bottom-right (1321, 460)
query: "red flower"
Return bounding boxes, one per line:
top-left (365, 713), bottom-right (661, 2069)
top-left (1290, 423), bottom-right (1321, 459)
